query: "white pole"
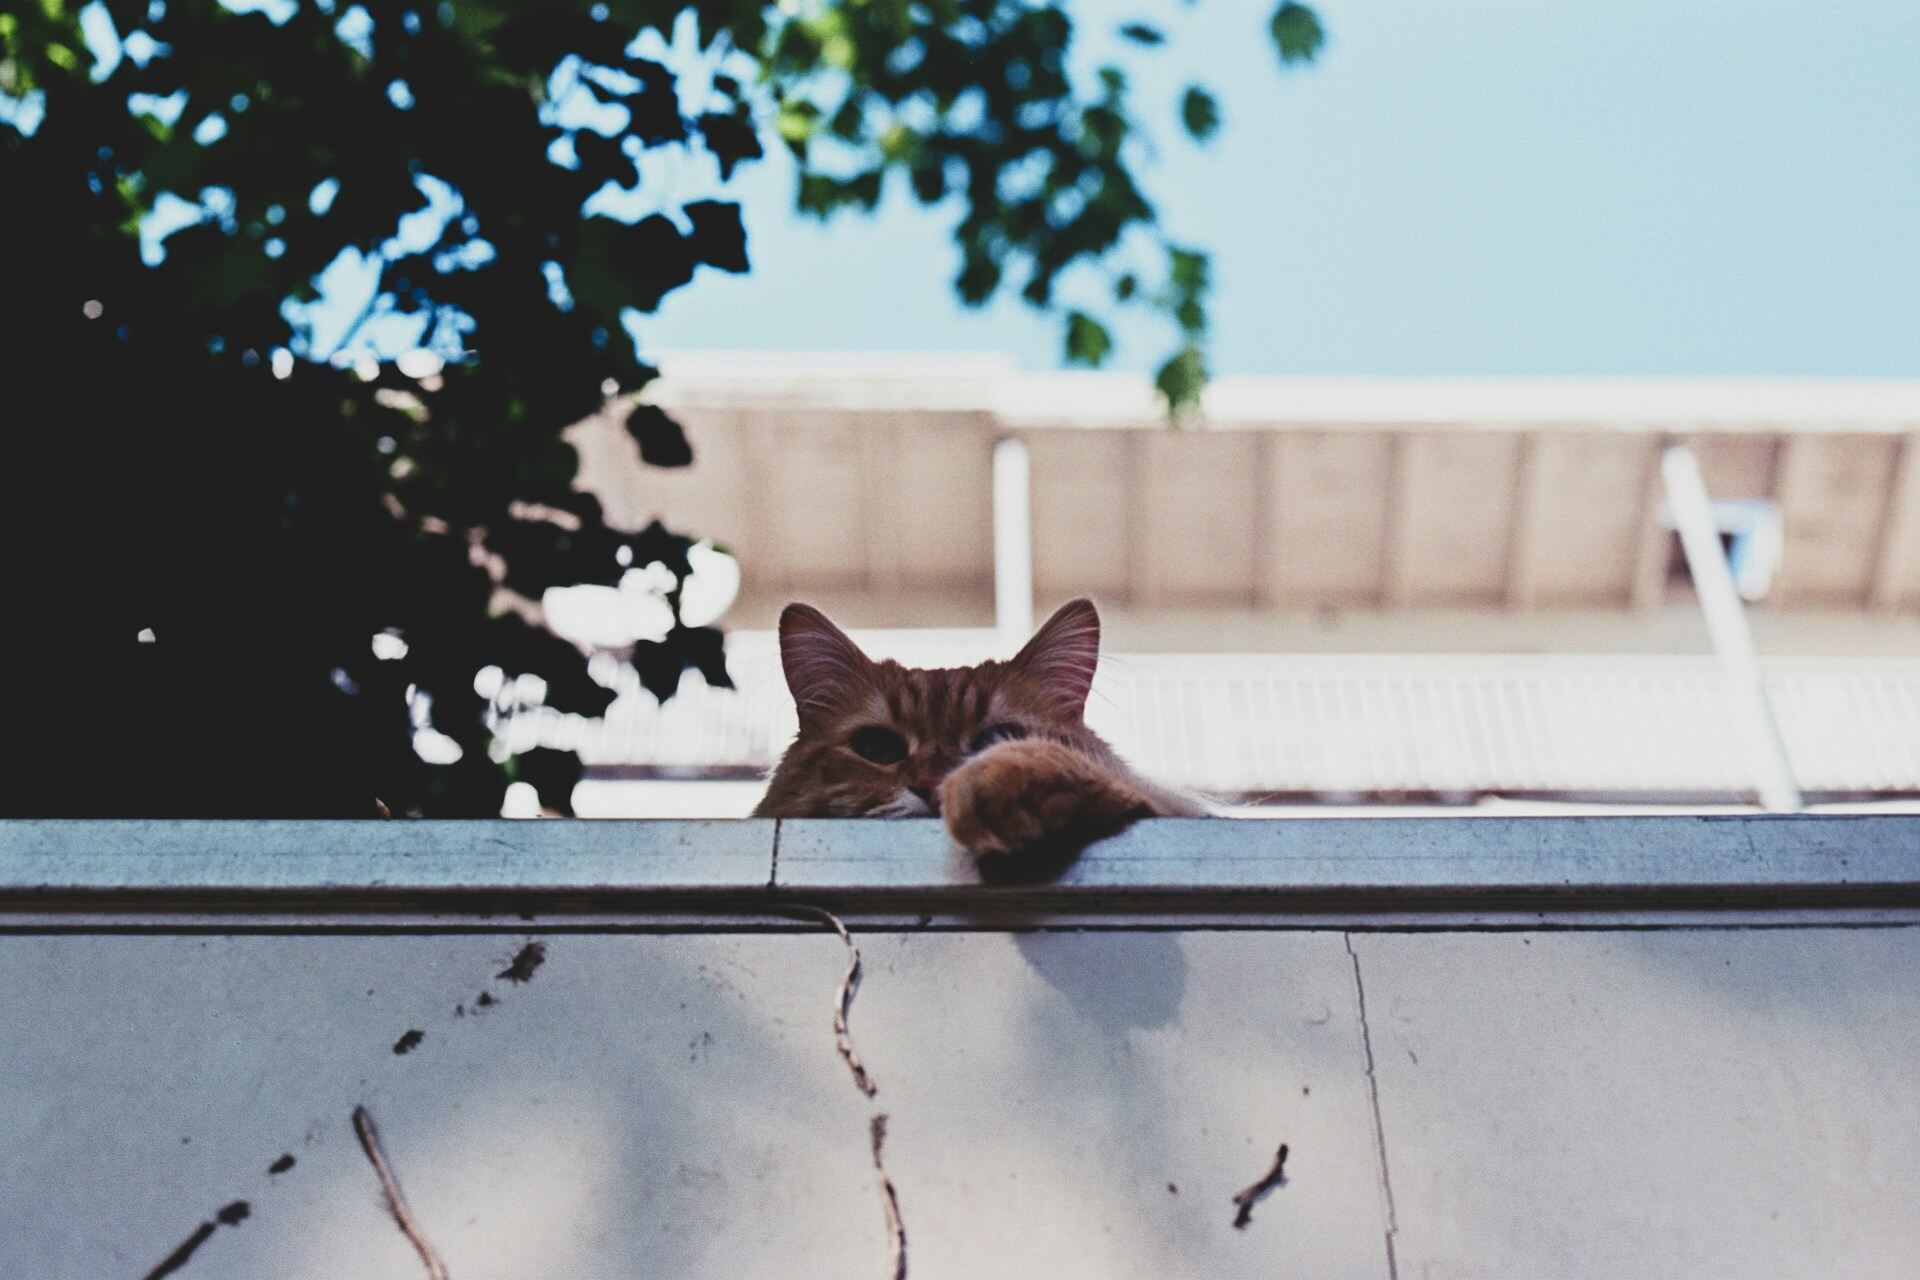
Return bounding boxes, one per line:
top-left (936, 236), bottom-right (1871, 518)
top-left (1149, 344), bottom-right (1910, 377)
top-left (1660, 443), bottom-right (1803, 812)
top-left (992, 437), bottom-right (1034, 648)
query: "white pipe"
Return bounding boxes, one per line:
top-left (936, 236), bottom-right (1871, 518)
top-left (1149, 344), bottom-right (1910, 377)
top-left (992, 437), bottom-right (1034, 647)
top-left (1661, 443), bottom-right (1803, 812)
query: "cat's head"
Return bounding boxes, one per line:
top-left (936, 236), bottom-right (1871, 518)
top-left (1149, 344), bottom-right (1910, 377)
top-left (756, 598), bottom-right (1107, 818)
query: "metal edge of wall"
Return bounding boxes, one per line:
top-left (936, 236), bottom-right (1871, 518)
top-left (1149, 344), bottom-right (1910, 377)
top-left (1, 816), bottom-right (1917, 925)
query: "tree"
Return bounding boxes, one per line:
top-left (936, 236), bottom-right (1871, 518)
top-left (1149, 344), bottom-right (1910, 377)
top-left (0, 0), bottom-right (1322, 817)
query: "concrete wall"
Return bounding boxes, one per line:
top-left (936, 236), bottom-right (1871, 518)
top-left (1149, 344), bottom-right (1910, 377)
top-left (5, 818), bottom-right (1919, 1279)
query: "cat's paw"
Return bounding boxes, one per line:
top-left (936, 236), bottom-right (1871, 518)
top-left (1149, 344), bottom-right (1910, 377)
top-left (938, 738), bottom-right (1149, 865)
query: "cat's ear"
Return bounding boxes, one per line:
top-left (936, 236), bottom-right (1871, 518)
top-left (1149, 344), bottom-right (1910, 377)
top-left (778, 603), bottom-right (875, 722)
top-left (1010, 597), bottom-right (1100, 716)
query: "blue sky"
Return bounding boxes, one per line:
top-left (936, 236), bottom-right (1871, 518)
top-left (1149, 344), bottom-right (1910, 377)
top-left (645, 0), bottom-right (1920, 376)
top-left (79, 1), bottom-right (1919, 376)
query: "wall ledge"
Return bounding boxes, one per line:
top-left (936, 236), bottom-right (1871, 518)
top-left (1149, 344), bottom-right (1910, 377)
top-left (3, 816), bottom-right (1917, 922)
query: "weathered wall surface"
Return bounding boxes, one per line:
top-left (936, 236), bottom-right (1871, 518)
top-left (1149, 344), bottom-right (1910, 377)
top-left (6, 926), bottom-right (1920, 1279)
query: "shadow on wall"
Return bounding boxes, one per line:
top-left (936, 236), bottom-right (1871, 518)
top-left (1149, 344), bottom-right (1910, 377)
top-left (1012, 930), bottom-right (1188, 1035)
top-left (0, 934), bottom-right (878, 1279)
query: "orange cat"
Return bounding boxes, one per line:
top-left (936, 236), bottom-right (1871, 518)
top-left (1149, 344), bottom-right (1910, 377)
top-left (753, 598), bottom-right (1204, 863)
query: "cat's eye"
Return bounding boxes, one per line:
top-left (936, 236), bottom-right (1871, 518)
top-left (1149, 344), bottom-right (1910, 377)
top-left (848, 726), bottom-right (909, 765)
top-left (968, 722), bottom-right (1028, 754)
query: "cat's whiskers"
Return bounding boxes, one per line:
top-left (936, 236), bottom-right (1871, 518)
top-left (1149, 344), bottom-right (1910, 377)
top-left (866, 791), bottom-right (935, 819)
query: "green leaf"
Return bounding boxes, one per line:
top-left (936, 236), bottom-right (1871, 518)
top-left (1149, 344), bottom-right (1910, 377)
top-left (908, 156), bottom-right (946, 203)
top-left (1168, 247), bottom-right (1209, 299)
top-left (1179, 87), bottom-right (1219, 141)
top-left (775, 98), bottom-right (819, 151)
top-left (695, 110), bottom-right (762, 180)
top-left (626, 403), bottom-right (693, 467)
top-left (1269, 2), bottom-right (1325, 64)
top-left (5, 0), bottom-right (1289, 812)
top-left (1154, 344), bottom-right (1209, 414)
top-left (505, 747), bottom-right (581, 816)
top-left (1063, 311), bottom-right (1113, 367)
top-left (1164, 245), bottom-right (1211, 337)
top-left (684, 200), bottom-right (749, 274)
top-left (878, 122), bottom-right (919, 162)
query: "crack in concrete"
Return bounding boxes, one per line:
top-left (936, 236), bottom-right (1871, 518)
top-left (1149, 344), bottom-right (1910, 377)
top-left (353, 1105), bottom-right (450, 1280)
top-left (140, 1202), bottom-right (249, 1280)
top-left (789, 905), bottom-right (878, 1098)
top-left (790, 904), bottom-right (908, 1277)
top-left (1346, 932), bottom-right (1401, 1280)
top-left (142, 1220), bottom-right (216, 1280)
top-left (141, 941), bottom-right (545, 1279)
top-left (870, 1114), bottom-right (907, 1280)
top-left (1230, 1143), bottom-right (1289, 1229)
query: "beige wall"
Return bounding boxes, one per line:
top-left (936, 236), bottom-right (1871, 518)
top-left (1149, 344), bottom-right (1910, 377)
top-left (568, 362), bottom-right (1920, 652)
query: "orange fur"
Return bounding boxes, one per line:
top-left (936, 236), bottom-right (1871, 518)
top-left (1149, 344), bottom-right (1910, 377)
top-left (939, 737), bottom-right (1158, 859)
top-left (754, 599), bottom-right (1203, 864)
